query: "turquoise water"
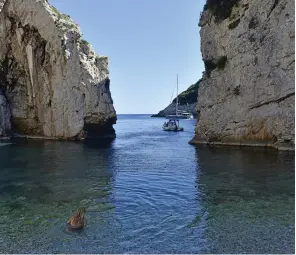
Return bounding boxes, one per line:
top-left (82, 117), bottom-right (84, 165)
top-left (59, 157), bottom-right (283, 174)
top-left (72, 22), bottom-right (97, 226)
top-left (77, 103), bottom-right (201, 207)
top-left (0, 114), bottom-right (294, 253)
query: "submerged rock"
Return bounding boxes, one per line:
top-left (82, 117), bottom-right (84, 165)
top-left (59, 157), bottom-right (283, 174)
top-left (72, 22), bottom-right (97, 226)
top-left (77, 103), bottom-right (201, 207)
top-left (191, 0), bottom-right (295, 150)
top-left (0, 0), bottom-right (116, 139)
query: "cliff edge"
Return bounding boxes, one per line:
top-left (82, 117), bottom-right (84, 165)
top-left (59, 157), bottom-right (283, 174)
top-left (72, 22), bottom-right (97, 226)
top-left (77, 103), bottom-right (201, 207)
top-left (0, 0), bottom-right (116, 140)
top-left (190, 0), bottom-right (294, 150)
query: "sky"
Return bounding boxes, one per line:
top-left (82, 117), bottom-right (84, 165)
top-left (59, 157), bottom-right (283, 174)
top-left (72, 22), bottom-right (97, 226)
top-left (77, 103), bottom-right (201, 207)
top-left (49, 0), bottom-right (206, 114)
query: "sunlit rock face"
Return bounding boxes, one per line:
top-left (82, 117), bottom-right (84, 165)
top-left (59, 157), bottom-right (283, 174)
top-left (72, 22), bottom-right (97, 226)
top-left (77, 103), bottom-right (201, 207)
top-left (191, 0), bottom-right (294, 149)
top-left (0, 0), bottom-right (116, 139)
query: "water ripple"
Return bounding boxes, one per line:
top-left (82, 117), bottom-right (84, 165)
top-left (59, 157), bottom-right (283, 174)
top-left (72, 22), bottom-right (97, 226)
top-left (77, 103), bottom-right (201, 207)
top-left (0, 115), bottom-right (294, 253)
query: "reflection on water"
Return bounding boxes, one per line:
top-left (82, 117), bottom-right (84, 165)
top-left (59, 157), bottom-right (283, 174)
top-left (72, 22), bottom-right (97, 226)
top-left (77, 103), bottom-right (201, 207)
top-left (0, 139), bottom-right (117, 253)
top-left (0, 115), bottom-right (294, 253)
top-left (197, 146), bottom-right (295, 254)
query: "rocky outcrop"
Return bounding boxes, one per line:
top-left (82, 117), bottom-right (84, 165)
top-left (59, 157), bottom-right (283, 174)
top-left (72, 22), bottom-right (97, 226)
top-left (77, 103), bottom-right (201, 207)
top-left (190, 0), bottom-right (295, 150)
top-left (0, 0), bottom-right (116, 140)
top-left (152, 79), bottom-right (201, 118)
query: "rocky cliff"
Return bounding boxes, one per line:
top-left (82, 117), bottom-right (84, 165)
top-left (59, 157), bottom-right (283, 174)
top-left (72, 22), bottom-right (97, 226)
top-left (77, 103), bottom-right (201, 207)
top-left (0, 0), bottom-right (116, 139)
top-left (190, 0), bottom-right (294, 150)
top-left (151, 79), bottom-right (201, 118)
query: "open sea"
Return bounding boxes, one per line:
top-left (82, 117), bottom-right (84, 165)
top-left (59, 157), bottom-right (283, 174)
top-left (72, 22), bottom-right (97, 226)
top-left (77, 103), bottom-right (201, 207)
top-left (0, 114), bottom-right (294, 253)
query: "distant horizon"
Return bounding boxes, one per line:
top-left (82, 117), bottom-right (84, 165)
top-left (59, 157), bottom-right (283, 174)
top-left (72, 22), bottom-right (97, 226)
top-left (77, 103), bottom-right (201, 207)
top-left (49, 0), bottom-right (205, 114)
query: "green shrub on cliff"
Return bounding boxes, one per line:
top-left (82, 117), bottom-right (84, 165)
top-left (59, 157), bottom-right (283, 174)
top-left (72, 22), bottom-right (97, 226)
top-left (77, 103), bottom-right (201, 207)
top-left (204, 0), bottom-right (240, 22)
top-left (217, 56), bottom-right (227, 69)
top-left (50, 6), bottom-right (71, 21)
top-left (204, 59), bottom-right (217, 77)
top-left (50, 5), bottom-right (77, 29)
top-left (204, 56), bottom-right (227, 77)
top-left (50, 6), bottom-right (62, 17)
top-left (80, 39), bottom-right (90, 46)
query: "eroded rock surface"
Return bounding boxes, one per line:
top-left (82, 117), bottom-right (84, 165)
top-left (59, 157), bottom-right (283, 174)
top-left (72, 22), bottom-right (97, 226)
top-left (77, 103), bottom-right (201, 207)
top-left (0, 0), bottom-right (116, 139)
top-left (191, 0), bottom-right (295, 149)
top-left (0, 88), bottom-right (10, 136)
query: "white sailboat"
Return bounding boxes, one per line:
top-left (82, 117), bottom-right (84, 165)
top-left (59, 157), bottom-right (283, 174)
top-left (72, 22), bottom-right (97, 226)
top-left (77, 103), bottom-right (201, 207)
top-left (162, 75), bottom-right (184, 132)
top-left (166, 75), bottom-right (194, 120)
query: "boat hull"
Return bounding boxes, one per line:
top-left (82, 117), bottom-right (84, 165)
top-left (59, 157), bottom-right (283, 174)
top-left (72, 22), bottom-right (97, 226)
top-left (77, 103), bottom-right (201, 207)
top-left (162, 126), bottom-right (184, 132)
top-left (166, 115), bottom-right (188, 119)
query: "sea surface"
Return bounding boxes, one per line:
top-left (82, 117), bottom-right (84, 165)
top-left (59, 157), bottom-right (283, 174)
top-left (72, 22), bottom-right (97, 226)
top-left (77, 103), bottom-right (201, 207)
top-left (0, 114), bottom-right (294, 253)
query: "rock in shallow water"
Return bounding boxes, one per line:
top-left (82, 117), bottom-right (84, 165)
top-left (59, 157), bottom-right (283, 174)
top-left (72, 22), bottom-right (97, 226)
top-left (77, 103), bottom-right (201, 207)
top-left (0, 0), bottom-right (116, 139)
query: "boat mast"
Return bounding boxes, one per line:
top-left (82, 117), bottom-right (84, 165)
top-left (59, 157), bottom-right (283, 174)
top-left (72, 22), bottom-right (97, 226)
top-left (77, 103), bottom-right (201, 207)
top-left (176, 74), bottom-right (178, 115)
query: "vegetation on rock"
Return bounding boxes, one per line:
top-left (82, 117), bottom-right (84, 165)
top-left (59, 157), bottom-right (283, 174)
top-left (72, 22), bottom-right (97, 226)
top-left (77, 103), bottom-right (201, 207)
top-left (49, 5), bottom-right (62, 17)
top-left (228, 18), bottom-right (241, 29)
top-left (80, 39), bottom-right (90, 45)
top-left (204, 0), bottom-right (241, 22)
top-left (249, 17), bottom-right (259, 29)
top-left (233, 85), bottom-right (240, 96)
top-left (204, 59), bottom-right (217, 77)
top-left (217, 56), bottom-right (228, 69)
top-left (49, 5), bottom-right (77, 29)
top-left (204, 56), bottom-right (227, 77)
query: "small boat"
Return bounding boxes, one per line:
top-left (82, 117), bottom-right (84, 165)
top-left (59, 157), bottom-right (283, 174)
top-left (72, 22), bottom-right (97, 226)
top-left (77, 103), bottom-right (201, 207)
top-left (163, 119), bottom-right (184, 132)
top-left (163, 75), bottom-right (185, 131)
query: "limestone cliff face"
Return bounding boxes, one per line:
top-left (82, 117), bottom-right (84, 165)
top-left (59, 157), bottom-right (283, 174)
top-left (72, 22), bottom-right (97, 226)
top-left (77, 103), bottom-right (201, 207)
top-left (191, 0), bottom-right (294, 149)
top-left (0, 0), bottom-right (116, 139)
